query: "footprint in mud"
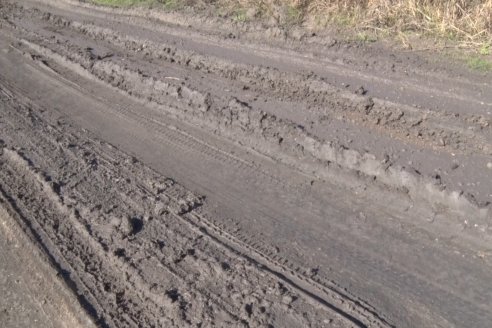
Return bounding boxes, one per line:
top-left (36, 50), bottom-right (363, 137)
top-left (165, 288), bottom-right (181, 303)
top-left (119, 216), bottom-right (144, 236)
top-left (113, 248), bottom-right (126, 258)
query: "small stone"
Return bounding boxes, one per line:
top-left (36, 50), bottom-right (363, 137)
top-left (487, 162), bottom-right (492, 169)
top-left (282, 295), bottom-right (294, 305)
top-left (119, 216), bottom-right (133, 235)
top-left (246, 7), bottom-right (257, 19)
top-left (355, 86), bottom-right (368, 96)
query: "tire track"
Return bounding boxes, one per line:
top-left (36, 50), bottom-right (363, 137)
top-left (9, 21), bottom-right (489, 216)
top-left (1, 64), bottom-right (389, 328)
top-left (0, 88), bottom-right (361, 327)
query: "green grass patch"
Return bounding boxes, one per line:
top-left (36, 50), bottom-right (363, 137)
top-left (479, 43), bottom-right (491, 56)
top-left (232, 8), bottom-right (248, 23)
top-left (285, 5), bottom-right (303, 25)
top-left (355, 32), bottom-right (378, 43)
top-left (467, 56), bottom-right (492, 72)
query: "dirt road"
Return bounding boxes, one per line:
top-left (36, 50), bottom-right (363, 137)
top-left (0, 1), bottom-right (491, 327)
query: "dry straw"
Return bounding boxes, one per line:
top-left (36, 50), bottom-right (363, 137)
top-left (231, 0), bottom-right (492, 46)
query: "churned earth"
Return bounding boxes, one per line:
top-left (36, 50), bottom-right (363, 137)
top-left (0, 0), bottom-right (491, 327)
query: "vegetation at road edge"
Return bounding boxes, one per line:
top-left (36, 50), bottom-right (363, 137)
top-left (91, 0), bottom-right (492, 70)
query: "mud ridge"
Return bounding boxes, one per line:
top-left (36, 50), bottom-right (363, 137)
top-left (3, 2), bottom-right (492, 326)
top-left (10, 24), bottom-right (488, 217)
top-left (33, 6), bottom-right (492, 155)
top-left (184, 211), bottom-right (394, 328)
top-left (0, 82), bottom-right (392, 327)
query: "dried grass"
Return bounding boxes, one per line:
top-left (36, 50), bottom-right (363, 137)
top-left (93, 0), bottom-right (492, 49)
top-left (226, 0), bottom-right (492, 47)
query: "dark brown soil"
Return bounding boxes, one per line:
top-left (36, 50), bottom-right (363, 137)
top-left (1, 1), bottom-right (491, 327)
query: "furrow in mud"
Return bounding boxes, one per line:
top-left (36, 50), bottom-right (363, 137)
top-left (8, 22), bottom-right (487, 218)
top-left (3, 0), bottom-right (492, 213)
top-left (3, 1), bottom-right (492, 327)
top-left (0, 80), bottom-right (394, 327)
top-left (25, 4), bottom-right (492, 151)
top-left (182, 210), bottom-right (393, 328)
top-left (0, 76), bottom-right (396, 327)
top-left (0, 153), bottom-right (141, 328)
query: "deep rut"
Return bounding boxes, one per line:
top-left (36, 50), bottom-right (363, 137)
top-left (3, 1), bottom-right (490, 215)
top-left (0, 81), bottom-right (390, 327)
top-left (1, 1), bottom-right (492, 327)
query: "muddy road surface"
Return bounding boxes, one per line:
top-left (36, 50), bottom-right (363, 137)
top-left (1, 1), bottom-right (492, 327)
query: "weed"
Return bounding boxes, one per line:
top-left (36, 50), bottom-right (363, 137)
top-left (356, 32), bottom-right (377, 43)
top-left (286, 5), bottom-right (303, 25)
top-left (233, 8), bottom-right (248, 22)
top-left (467, 56), bottom-right (492, 72)
top-left (479, 43), bottom-right (491, 56)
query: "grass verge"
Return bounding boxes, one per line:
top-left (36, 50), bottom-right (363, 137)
top-left (90, 0), bottom-right (492, 70)
top-left (90, 0), bottom-right (492, 45)
top-left (468, 56), bottom-right (492, 71)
